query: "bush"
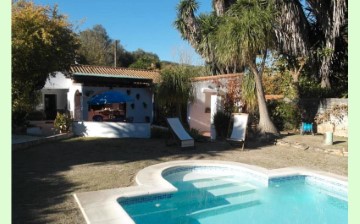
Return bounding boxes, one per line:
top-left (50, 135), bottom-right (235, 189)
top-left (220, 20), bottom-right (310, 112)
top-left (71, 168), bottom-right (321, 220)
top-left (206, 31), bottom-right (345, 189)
top-left (12, 110), bottom-right (29, 131)
top-left (268, 101), bottom-right (301, 131)
top-left (54, 112), bottom-right (72, 133)
top-left (299, 76), bottom-right (348, 98)
top-left (151, 126), bottom-right (169, 138)
top-left (188, 128), bottom-right (208, 142)
top-left (27, 110), bottom-right (45, 121)
top-left (213, 111), bottom-right (231, 139)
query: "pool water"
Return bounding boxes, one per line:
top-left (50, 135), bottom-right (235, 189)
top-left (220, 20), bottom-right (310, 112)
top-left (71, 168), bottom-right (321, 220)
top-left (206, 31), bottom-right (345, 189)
top-left (119, 171), bottom-right (347, 224)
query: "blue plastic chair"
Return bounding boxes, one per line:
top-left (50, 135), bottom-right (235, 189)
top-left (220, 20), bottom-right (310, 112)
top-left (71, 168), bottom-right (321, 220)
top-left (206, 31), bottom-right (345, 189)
top-left (300, 122), bottom-right (314, 135)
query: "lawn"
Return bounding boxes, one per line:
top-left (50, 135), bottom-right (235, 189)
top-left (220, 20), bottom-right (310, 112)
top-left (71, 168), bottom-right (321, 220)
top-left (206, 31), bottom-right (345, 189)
top-left (12, 137), bottom-right (347, 224)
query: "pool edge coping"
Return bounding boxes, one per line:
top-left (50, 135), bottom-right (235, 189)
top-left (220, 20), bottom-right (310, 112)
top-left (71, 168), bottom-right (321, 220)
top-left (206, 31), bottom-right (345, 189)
top-left (73, 160), bottom-right (348, 224)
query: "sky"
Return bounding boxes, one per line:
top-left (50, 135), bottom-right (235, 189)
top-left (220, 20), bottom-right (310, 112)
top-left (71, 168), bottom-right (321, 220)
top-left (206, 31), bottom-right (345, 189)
top-left (33, 0), bottom-right (213, 65)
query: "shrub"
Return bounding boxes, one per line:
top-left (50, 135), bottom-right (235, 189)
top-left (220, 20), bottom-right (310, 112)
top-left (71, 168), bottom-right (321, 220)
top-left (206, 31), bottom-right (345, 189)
top-left (27, 110), bottom-right (45, 121)
top-left (151, 126), bottom-right (169, 138)
top-left (299, 76), bottom-right (348, 98)
top-left (268, 101), bottom-right (301, 131)
top-left (213, 111), bottom-right (231, 139)
top-left (54, 112), bottom-right (72, 133)
top-left (12, 110), bottom-right (29, 131)
top-left (188, 128), bottom-right (208, 142)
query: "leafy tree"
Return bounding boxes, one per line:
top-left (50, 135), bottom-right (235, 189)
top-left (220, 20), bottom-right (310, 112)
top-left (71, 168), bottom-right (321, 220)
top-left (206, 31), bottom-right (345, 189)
top-left (129, 49), bottom-right (161, 70)
top-left (156, 66), bottom-right (194, 123)
top-left (12, 0), bottom-right (78, 125)
top-left (77, 28), bottom-right (162, 70)
top-left (224, 77), bottom-right (242, 114)
top-left (77, 24), bottom-right (130, 67)
top-left (117, 50), bottom-right (135, 67)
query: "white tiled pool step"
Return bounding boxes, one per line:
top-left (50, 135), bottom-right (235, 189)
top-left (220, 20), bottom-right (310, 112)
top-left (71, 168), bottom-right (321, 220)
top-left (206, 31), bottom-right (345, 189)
top-left (192, 179), bottom-right (245, 189)
top-left (184, 175), bottom-right (236, 183)
top-left (128, 193), bottom-right (261, 219)
top-left (314, 186), bottom-right (348, 202)
top-left (188, 195), bottom-right (261, 219)
top-left (206, 183), bottom-right (257, 197)
top-left (130, 207), bottom-right (178, 218)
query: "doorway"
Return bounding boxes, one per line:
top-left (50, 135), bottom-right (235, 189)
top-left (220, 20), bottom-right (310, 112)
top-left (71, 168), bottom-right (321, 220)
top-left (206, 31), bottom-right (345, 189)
top-left (44, 94), bottom-right (57, 120)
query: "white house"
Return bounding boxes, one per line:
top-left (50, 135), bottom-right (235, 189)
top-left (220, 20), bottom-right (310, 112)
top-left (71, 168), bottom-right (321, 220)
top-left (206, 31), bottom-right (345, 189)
top-left (37, 64), bottom-right (160, 138)
top-left (188, 73), bottom-right (243, 134)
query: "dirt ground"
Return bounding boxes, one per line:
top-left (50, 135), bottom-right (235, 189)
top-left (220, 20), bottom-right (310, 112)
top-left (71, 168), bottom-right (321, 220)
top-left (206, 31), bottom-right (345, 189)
top-left (12, 136), bottom-right (348, 224)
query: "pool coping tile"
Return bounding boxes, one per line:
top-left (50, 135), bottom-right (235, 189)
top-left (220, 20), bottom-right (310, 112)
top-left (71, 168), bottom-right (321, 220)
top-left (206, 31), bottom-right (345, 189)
top-left (74, 160), bottom-right (347, 224)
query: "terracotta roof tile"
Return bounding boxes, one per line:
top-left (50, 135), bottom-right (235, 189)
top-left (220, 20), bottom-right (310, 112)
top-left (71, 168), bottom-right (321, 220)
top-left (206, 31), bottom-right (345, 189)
top-left (191, 73), bottom-right (243, 82)
top-left (265, 95), bottom-right (284, 100)
top-left (70, 64), bottom-right (160, 83)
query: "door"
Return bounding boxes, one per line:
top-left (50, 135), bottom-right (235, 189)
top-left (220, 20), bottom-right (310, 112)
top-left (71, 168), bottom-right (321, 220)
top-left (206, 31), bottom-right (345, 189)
top-left (44, 94), bottom-right (57, 120)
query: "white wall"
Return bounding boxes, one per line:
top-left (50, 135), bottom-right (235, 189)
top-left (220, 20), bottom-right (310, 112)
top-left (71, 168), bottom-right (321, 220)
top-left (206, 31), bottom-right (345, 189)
top-left (73, 121), bottom-right (151, 138)
top-left (37, 72), bottom-right (72, 112)
top-left (39, 72), bottom-right (155, 124)
top-left (68, 83), bottom-right (83, 120)
top-left (44, 72), bottom-right (72, 89)
top-left (188, 82), bottom-right (217, 133)
top-left (188, 77), bottom-right (238, 133)
top-left (36, 89), bottom-right (68, 112)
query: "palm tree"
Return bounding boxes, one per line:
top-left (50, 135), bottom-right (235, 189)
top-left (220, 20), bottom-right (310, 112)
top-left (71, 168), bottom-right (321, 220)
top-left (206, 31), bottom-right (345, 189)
top-left (174, 0), bottom-right (202, 56)
top-left (175, 0), bottom-right (347, 90)
top-left (215, 0), bottom-right (278, 135)
top-left (305, 0), bottom-right (347, 88)
top-left (174, 0), bottom-right (242, 74)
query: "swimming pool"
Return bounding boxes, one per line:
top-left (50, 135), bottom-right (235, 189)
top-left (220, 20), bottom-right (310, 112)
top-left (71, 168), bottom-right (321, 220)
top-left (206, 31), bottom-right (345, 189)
top-left (74, 161), bottom-right (348, 224)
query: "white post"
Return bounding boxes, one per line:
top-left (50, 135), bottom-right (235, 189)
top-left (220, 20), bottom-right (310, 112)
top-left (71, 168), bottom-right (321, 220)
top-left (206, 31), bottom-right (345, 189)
top-left (324, 131), bottom-right (333, 145)
top-left (210, 94), bottom-right (218, 141)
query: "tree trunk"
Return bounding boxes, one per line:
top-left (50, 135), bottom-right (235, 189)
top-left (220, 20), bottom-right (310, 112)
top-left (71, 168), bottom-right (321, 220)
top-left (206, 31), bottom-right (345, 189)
top-left (249, 64), bottom-right (279, 136)
top-left (213, 0), bottom-right (236, 16)
top-left (320, 54), bottom-right (332, 88)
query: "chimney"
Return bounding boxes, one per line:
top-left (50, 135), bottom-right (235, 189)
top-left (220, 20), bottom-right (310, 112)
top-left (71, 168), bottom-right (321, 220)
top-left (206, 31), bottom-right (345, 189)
top-left (114, 40), bottom-right (118, 67)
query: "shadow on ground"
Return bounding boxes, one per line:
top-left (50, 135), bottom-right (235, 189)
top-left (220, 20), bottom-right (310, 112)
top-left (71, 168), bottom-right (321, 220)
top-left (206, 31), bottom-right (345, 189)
top-left (12, 135), bottom-right (347, 223)
top-left (13, 137), bottom-right (267, 223)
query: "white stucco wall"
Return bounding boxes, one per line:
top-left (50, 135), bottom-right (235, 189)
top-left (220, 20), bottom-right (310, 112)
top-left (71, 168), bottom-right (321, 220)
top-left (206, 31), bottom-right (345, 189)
top-left (188, 82), bottom-right (221, 133)
top-left (37, 73), bottom-right (72, 112)
top-left (44, 72), bottom-right (72, 89)
top-left (36, 89), bottom-right (68, 112)
top-left (67, 83), bottom-right (83, 120)
top-left (188, 76), bottom-right (241, 133)
top-left (73, 121), bottom-right (151, 138)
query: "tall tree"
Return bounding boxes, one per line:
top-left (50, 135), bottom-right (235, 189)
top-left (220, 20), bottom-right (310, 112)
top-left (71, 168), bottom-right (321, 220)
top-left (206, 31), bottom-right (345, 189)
top-left (129, 49), bottom-right (161, 70)
top-left (175, 0), bottom-right (347, 89)
top-left (174, 0), bottom-right (242, 74)
top-left (306, 0), bottom-right (347, 88)
top-left (12, 1), bottom-right (78, 117)
top-left (77, 24), bottom-right (127, 66)
top-left (215, 0), bottom-right (278, 135)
